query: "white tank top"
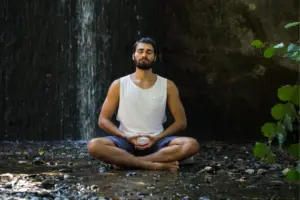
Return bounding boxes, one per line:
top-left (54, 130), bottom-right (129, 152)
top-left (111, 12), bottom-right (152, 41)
top-left (116, 74), bottom-right (167, 137)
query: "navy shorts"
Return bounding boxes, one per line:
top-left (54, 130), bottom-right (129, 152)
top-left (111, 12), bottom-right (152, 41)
top-left (104, 135), bottom-right (177, 156)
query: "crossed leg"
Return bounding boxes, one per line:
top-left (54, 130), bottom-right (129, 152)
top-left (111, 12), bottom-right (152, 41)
top-left (87, 137), bottom-right (199, 171)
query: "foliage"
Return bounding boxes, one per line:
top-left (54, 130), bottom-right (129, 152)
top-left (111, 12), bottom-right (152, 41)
top-left (251, 22), bottom-right (300, 182)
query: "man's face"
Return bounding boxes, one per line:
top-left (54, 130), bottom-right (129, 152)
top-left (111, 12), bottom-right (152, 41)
top-left (133, 43), bottom-right (156, 70)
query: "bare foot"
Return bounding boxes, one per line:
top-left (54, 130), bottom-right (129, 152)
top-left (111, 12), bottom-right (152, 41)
top-left (154, 161), bottom-right (179, 172)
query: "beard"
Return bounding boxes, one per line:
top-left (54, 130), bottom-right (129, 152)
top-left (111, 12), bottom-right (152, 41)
top-left (133, 58), bottom-right (155, 70)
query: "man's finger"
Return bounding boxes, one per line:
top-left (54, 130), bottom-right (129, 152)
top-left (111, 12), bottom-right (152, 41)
top-left (135, 143), bottom-right (151, 150)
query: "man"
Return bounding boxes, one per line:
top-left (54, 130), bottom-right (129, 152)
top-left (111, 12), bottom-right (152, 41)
top-left (88, 37), bottom-right (199, 171)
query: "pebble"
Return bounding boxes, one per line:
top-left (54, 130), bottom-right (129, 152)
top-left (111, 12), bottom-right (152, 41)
top-left (268, 180), bottom-right (284, 186)
top-left (282, 168), bottom-right (290, 175)
top-left (257, 169), bottom-right (268, 175)
top-left (245, 169), bottom-right (255, 175)
top-left (33, 157), bottom-right (45, 165)
top-left (200, 166), bottom-right (213, 173)
top-left (41, 179), bottom-right (56, 189)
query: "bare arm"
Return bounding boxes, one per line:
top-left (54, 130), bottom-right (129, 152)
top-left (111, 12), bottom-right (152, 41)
top-left (98, 79), bottom-right (127, 138)
top-left (154, 80), bottom-right (187, 141)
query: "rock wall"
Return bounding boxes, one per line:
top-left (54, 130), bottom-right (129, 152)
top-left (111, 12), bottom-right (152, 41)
top-left (161, 0), bottom-right (299, 141)
top-left (0, 0), bottom-right (298, 141)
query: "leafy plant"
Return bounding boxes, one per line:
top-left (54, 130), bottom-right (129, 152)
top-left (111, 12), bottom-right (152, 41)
top-left (251, 21), bottom-right (300, 182)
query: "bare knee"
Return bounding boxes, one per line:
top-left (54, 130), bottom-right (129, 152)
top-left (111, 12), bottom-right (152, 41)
top-left (170, 137), bottom-right (200, 156)
top-left (185, 138), bottom-right (200, 155)
top-left (87, 138), bottom-right (113, 157)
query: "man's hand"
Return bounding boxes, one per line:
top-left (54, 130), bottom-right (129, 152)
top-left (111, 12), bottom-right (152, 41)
top-left (126, 135), bottom-right (144, 147)
top-left (133, 135), bottom-right (158, 150)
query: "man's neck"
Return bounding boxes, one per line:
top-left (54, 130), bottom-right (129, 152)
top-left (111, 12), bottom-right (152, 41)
top-left (134, 68), bottom-right (155, 80)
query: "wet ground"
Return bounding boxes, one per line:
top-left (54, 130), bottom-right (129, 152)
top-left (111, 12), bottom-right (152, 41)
top-left (0, 140), bottom-right (299, 200)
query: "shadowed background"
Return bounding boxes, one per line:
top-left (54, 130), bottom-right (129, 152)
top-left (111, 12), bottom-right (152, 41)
top-left (0, 0), bottom-right (298, 141)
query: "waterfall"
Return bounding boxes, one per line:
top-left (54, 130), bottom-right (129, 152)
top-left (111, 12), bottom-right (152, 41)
top-left (76, 0), bottom-right (96, 140)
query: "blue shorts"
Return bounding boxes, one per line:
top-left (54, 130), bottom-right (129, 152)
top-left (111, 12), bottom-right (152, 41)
top-left (104, 135), bottom-right (177, 156)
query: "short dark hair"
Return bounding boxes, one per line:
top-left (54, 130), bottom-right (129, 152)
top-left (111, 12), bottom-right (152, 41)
top-left (133, 37), bottom-right (157, 55)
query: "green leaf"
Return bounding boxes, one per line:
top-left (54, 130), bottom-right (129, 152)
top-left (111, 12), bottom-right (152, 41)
top-left (291, 85), bottom-right (300, 106)
top-left (285, 102), bottom-right (297, 122)
top-left (287, 144), bottom-right (300, 158)
top-left (271, 103), bottom-right (296, 121)
top-left (253, 142), bottom-right (269, 159)
top-left (273, 43), bottom-right (284, 49)
top-left (271, 104), bottom-right (286, 120)
top-left (286, 169), bottom-right (300, 181)
top-left (251, 40), bottom-right (265, 48)
top-left (285, 22), bottom-right (300, 29)
top-left (266, 151), bottom-right (276, 164)
top-left (264, 48), bottom-right (274, 58)
top-left (277, 85), bottom-right (294, 101)
top-left (261, 122), bottom-right (276, 138)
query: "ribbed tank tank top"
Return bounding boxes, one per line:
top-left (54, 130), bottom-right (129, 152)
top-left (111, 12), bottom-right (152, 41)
top-left (116, 74), bottom-right (167, 137)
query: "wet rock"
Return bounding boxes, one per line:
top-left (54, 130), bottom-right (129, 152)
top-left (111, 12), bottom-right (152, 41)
top-left (41, 179), bottom-right (56, 189)
top-left (57, 168), bottom-right (73, 173)
top-left (18, 160), bottom-right (29, 164)
top-left (63, 174), bottom-right (71, 180)
top-left (257, 169), bottom-right (268, 175)
top-left (225, 162), bottom-right (235, 169)
top-left (254, 163), bottom-right (261, 169)
top-left (270, 163), bottom-right (282, 170)
top-left (252, 175), bottom-right (262, 180)
top-left (90, 185), bottom-right (99, 191)
top-left (199, 196), bottom-right (210, 200)
top-left (30, 197), bottom-right (41, 200)
top-left (268, 180), bottom-right (284, 186)
top-left (0, 173), bottom-right (14, 182)
top-left (282, 168), bottom-right (290, 175)
top-left (38, 191), bottom-right (54, 198)
top-left (33, 157), bottom-right (45, 165)
top-left (200, 166), bottom-right (213, 173)
top-left (99, 167), bottom-right (106, 173)
top-left (126, 172), bottom-right (137, 177)
top-left (4, 182), bottom-right (12, 188)
top-left (245, 169), bottom-right (255, 175)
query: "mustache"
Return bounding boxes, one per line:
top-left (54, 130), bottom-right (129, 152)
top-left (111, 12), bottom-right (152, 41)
top-left (139, 58), bottom-right (149, 62)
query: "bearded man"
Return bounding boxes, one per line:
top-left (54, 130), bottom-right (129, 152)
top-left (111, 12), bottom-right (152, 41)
top-left (87, 37), bottom-right (200, 171)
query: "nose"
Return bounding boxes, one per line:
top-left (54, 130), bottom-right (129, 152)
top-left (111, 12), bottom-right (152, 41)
top-left (141, 52), bottom-right (147, 57)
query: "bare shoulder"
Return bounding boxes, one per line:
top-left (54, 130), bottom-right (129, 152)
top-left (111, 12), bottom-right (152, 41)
top-left (107, 78), bottom-right (120, 97)
top-left (166, 79), bottom-right (179, 95)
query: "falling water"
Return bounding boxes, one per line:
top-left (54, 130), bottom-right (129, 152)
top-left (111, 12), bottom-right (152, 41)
top-left (76, 0), bottom-right (96, 140)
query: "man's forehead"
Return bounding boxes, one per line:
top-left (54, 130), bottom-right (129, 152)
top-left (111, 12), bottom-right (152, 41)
top-left (136, 43), bottom-right (154, 51)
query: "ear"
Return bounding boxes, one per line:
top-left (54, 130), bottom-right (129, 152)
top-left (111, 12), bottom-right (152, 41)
top-left (154, 55), bottom-right (157, 62)
top-left (132, 54), bottom-right (135, 60)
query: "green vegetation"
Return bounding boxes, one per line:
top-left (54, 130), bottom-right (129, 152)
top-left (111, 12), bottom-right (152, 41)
top-left (251, 22), bottom-right (300, 182)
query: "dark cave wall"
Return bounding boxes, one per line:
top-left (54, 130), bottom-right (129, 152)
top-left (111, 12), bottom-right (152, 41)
top-left (0, 0), bottom-right (298, 141)
top-left (0, 0), bottom-right (164, 141)
top-left (0, 1), bottom-right (79, 140)
top-left (161, 0), bottom-right (299, 141)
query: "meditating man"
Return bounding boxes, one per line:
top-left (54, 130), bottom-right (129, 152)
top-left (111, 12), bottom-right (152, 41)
top-left (87, 37), bottom-right (200, 171)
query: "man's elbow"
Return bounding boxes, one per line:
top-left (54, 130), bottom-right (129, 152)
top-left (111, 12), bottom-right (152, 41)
top-left (179, 121), bottom-right (187, 130)
top-left (98, 118), bottom-right (106, 129)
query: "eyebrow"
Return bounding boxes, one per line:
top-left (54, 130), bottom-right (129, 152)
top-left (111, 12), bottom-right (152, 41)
top-left (137, 48), bottom-right (153, 52)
